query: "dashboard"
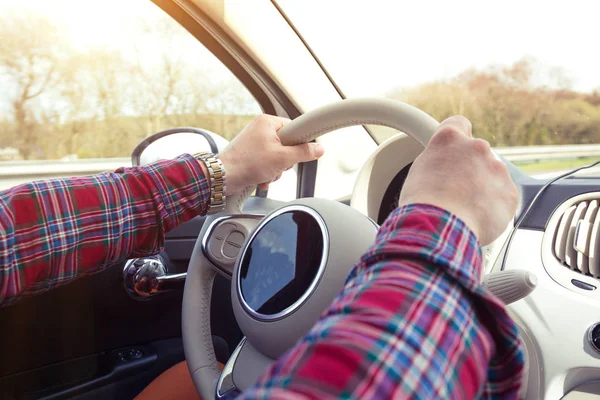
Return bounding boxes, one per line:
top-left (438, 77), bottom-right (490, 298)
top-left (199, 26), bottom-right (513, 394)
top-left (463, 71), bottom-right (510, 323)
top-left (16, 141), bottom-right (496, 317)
top-left (377, 163), bottom-right (412, 224)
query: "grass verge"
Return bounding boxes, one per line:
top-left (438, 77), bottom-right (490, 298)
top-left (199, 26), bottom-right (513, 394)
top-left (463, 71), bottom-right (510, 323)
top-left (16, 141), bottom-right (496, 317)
top-left (515, 157), bottom-right (599, 174)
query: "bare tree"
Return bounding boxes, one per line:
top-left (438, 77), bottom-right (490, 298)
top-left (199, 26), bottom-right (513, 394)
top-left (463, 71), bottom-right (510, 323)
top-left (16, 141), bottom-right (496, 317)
top-left (0, 8), bottom-right (265, 161)
top-left (130, 17), bottom-right (189, 134)
top-left (0, 12), bottom-right (64, 158)
top-left (129, 16), bottom-right (259, 137)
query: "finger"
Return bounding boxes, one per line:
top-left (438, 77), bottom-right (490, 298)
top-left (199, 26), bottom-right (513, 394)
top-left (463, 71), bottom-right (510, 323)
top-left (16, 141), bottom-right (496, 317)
top-left (285, 142), bottom-right (325, 164)
top-left (285, 165), bottom-right (293, 171)
top-left (437, 116), bottom-right (472, 138)
top-left (265, 115), bottom-right (291, 130)
top-left (272, 173), bottom-right (282, 182)
top-left (258, 182), bottom-right (270, 191)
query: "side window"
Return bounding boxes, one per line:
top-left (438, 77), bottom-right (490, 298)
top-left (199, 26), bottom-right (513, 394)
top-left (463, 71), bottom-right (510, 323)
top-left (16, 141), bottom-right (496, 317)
top-left (0, 1), bottom-right (293, 200)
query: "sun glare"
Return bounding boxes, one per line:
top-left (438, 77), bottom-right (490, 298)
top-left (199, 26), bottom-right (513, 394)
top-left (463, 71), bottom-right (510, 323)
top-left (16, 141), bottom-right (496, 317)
top-left (1, 0), bottom-right (160, 51)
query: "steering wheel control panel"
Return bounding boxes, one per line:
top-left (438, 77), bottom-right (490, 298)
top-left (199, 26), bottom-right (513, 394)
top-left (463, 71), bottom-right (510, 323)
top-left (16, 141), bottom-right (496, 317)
top-left (202, 216), bottom-right (262, 276)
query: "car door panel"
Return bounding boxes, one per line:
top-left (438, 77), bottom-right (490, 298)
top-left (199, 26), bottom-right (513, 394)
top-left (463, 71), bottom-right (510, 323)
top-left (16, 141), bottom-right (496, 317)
top-left (0, 0), bottom-right (288, 396)
top-left (2, 336), bottom-right (230, 400)
top-left (0, 216), bottom-right (242, 399)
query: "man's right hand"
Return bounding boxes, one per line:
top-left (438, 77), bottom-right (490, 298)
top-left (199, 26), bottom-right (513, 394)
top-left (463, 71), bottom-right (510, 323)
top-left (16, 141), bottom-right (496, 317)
top-left (219, 115), bottom-right (324, 195)
top-left (398, 116), bottom-right (518, 246)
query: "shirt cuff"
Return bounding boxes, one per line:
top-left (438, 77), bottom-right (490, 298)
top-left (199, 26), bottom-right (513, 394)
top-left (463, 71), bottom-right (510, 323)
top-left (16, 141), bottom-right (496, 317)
top-left (167, 153), bottom-right (211, 217)
top-left (116, 153), bottom-right (211, 223)
top-left (357, 203), bottom-right (483, 292)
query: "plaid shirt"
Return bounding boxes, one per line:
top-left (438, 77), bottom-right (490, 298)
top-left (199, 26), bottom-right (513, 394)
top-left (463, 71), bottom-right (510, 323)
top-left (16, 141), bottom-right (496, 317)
top-left (0, 155), bottom-right (524, 398)
top-left (240, 204), bottom-right (525, 399)
top-left (0, 154), bottom-right (209, 306)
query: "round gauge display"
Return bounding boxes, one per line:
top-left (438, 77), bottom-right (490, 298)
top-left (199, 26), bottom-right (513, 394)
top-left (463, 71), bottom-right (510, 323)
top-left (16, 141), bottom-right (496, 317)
top-left (238, 208), bottom-right (325, 318)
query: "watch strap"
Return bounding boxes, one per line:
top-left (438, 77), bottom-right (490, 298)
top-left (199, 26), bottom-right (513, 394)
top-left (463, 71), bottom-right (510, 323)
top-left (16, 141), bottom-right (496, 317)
top-left (194, 152), bottom-right (226, 214)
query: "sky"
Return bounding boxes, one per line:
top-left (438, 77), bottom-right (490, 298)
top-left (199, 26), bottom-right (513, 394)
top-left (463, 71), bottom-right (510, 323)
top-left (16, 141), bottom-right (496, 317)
top-left (1, 0), bottom-right (155, 50)
top-left (0, 0), bottom-right (241, 117)
top-left (2, 0), bottom-right (600, 96)
top-left (279, 0), bottom-right (600, 95)
top-left (0, 0), bottom-right (224, 73)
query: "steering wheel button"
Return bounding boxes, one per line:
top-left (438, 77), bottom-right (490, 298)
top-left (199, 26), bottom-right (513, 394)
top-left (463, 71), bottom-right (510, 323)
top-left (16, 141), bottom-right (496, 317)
top-left (213, 223), bottom-right (236, 240)
top-left (208, 238), bottom-right (224, 259)
top-left (223, 242), bottom-right (240, 258)
top-left (226, 231), bottom-right (245, 246)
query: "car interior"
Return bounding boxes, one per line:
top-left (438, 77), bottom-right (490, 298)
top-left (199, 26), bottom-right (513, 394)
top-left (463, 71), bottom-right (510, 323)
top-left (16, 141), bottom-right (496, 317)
top-left (2, 1), bottom-right (600, 400)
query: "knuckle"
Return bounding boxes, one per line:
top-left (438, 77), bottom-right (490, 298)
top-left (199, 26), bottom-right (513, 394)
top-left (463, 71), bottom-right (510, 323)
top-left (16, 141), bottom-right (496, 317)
top-left (268, 132), bottom-right (281, 144)
top-left (430, 126), bottom-right (461, 146)
top-left (298, 143), bottom-right (312, 159)
top-left (490, 158), bottom-right (509, 175)
top-left (304, 143), bottom-right (314, 157)
top-left (472, 139), bottom-right (491, 156)
top-left (255, 114), bottom-right (270, 123)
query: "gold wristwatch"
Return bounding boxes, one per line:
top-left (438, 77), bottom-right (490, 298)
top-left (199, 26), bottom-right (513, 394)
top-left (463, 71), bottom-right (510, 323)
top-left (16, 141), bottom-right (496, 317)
top-left (194, 152), bottom-right (226, 214)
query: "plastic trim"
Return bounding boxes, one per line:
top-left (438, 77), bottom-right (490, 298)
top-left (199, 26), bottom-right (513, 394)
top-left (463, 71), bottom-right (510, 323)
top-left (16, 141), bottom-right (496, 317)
top-left (215, 337), bottom-right (246, 399)
top-left (236, 205), bottom-right (329, 321)
top-left (505, 229), bottom-right (600, 398)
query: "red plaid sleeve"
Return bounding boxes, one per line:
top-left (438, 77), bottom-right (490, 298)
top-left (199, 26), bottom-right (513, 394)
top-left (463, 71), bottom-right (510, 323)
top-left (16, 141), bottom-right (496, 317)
top-left (0, 154), bottom-right (209, 307)
top-left (240, 204), bottom-right (525, 399)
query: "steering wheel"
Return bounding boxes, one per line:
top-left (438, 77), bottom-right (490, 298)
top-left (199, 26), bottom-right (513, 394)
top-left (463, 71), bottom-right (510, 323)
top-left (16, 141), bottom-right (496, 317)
top-left (182, 98), bottom-right (440, 399)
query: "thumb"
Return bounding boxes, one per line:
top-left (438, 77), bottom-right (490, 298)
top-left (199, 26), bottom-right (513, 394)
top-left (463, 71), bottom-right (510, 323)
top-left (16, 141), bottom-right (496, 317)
top-left (285, 142), bottom-right (325, 164)
top-left (436, 116), bottom-right (472, 138)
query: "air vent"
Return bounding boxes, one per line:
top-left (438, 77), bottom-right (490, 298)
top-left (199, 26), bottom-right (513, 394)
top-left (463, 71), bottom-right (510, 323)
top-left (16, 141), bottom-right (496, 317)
top-left (553, 199), bottom-right (600, 277)
top-left (542, 192), bottom-right (600, 298)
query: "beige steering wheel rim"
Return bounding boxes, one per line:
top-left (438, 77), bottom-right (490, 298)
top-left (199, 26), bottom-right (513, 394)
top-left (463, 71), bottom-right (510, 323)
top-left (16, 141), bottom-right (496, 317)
top-left (183, 98), bottom-right (440, 399)
top-left (223, 97), bottom-right (440, 213)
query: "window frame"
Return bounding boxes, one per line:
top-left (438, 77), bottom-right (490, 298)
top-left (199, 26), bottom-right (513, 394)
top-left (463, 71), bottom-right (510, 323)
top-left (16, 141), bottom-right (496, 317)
top-left (153, 0), bottom-right (317, 199)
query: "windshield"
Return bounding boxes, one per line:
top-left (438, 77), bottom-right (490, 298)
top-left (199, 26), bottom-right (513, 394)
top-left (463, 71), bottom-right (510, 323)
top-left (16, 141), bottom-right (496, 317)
top-left (278, 0), bottom-right (600, 177)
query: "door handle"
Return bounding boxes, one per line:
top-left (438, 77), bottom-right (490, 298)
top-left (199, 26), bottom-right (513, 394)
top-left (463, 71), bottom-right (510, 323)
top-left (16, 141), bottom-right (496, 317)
top-left (123, 255), bottom-right (186, 300)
